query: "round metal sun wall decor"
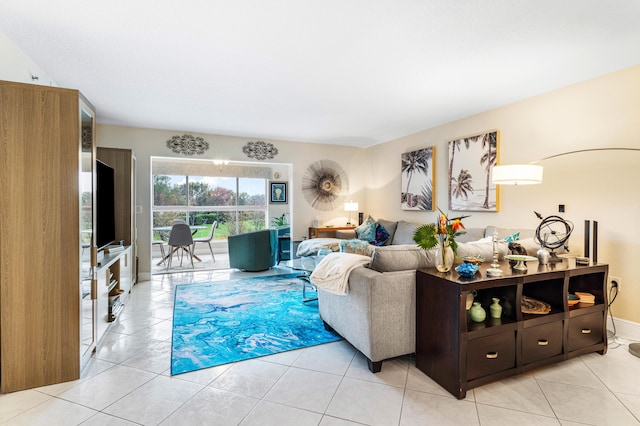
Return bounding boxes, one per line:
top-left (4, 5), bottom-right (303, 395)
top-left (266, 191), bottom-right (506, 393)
top-left (242, 141), bottom-right (278, 160)
top-left (166, 134), bottom-right (209, 156)
top-left (301, 159), bottom-right (349, 211)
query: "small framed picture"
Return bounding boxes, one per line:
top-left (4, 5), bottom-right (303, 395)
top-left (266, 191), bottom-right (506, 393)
top-left (270, 182), bottom-right (287, 204)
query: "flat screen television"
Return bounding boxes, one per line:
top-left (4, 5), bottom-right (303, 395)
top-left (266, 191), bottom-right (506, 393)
top-left (96, 159), bottom-right (116, 250)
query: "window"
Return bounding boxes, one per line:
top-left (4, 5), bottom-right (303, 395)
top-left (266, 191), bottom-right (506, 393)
top-left (152, 174), bottom-right (267, 241)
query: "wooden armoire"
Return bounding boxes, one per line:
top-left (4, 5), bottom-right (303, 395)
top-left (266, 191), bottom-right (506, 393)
top-left (0, 80), bottom-right (96, 392)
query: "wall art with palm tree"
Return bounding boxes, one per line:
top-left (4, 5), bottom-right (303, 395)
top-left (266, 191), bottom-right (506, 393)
top-left (448, 131), bottom-right (500, 212)
top-left (401, 147), bottom-right (435, 211)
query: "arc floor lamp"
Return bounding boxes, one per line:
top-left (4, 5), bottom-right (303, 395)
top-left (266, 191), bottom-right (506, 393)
top-left (492, 147), bottom-right (640, 358)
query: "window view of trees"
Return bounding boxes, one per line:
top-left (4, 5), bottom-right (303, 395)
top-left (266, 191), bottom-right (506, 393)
top-left (153, 174), bottom-right (266, 241)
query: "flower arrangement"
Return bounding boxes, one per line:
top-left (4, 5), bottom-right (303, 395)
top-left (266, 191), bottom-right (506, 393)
top-left (413, 208), bottom-right (469, 256)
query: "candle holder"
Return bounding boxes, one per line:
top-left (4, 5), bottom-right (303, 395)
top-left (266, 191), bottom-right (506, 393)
top-left (486, 231), bottom-right (503, 277)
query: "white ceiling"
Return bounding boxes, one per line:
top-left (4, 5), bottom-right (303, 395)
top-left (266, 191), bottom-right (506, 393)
top-left (1, 1), bottom-right (639, 147)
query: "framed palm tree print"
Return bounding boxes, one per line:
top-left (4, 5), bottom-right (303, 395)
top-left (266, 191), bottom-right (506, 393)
top-left (401, 147), bottom-right (435, 211)
top-left (448, 131), bottom-right (500, 212)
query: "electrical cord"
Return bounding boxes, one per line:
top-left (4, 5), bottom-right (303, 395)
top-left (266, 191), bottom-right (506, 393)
top-left (606, 284), bottom-right (622, 349)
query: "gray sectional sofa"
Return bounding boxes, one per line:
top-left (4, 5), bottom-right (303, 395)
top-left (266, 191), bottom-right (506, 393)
top-left (315, 219), bottom-right (535, 372)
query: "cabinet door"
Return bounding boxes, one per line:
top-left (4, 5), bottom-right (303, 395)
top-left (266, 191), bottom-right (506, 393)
top-left (521, 322), bottom-right (563, 364)
top-left (120, 248), bottom-right (133, 296)
top-left (96, 266), bottom-right (111, 342)
top-left (80, 97), bottom-right (97, 366)
top-left (467, 332), bottom-right (516, 380)
top-left (568, 311), bottom-right (604, 351)
top-left (0, 82), bottom-right (81, 392)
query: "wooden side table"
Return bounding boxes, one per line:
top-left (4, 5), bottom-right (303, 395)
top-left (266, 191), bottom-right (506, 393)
top-left (308, 226), bottom-right (356, 239)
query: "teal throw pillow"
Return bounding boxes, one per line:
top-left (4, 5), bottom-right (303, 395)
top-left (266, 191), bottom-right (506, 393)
top-left (504, 231), bottom-right (520, 243)
top-left (356, 216), bottom-right (377, 242)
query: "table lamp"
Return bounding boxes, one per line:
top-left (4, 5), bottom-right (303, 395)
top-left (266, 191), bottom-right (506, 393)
top-left (344, 201), bottom-right (359, 225)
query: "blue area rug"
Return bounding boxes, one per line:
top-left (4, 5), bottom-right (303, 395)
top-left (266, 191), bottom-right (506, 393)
top-left (171, 273), bottom-right (341, 375)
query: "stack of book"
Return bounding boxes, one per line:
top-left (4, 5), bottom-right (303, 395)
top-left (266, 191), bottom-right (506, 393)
top-left (574, 292), bottom-right (595, 304)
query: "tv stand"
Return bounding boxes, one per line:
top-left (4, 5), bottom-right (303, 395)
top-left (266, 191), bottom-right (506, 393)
top-left (416, 261), bottom-right (608, 399)
top-left (95, 247), bottom-right (132, 339)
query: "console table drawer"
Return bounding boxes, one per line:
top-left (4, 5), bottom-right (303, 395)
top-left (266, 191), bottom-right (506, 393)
top-left (522, 322), bottom-right (563, 364)
top-left (467, 332), bottom-right (516, 380)
top-left (568, 312), bottom-right (604, 351)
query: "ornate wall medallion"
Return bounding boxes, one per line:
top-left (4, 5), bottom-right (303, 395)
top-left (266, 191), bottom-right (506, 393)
top-left (167, 134), bottom-right (209, 155)
top-left (242, 141), bottom-right (278, 160)
top-left (301, 159), bottom-right (348, 211)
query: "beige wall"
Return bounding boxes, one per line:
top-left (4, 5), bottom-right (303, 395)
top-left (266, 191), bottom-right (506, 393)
top-left (367, 65), bottom-right (640, 323)
top-left (0, 32), bottom-right (57, 86)
top-left (3, 30), bottom-right (638, 324)
top-left (97, 125), bottom-right (369, 276)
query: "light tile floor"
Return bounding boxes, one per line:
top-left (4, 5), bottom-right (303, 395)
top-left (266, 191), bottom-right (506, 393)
top-left (2, 267), bottom-right (640, 425)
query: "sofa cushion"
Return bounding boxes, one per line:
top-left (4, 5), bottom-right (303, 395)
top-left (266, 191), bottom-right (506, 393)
top-left (485, 226), bottom-right (535, 241)
top-left (370, 244), bottom-right (435, 272)
top-left (376, 218), bottom-right (398, 245)
top-left (335, 229), bottom-right (357, 239)
top-left (356, 216), bottom-right (377, 242)
top-left (456, 238), bottom-right (509, 261)
top-left (339, 239), bottom-right (375, 256)
top-left (391, 220), bottom-right (422, 245)
top-left (455, 227), bottom-right (486, 243)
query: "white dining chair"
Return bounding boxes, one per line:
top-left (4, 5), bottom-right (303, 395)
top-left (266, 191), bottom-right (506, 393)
top-left (192, 220), bottom-right (217, 262)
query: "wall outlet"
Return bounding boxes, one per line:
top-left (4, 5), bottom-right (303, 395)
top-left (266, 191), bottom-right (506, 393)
top-left (609, 276), bottom-right (621, 291)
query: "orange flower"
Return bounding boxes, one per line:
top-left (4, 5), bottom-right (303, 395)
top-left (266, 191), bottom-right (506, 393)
top-left (451, 219), bottom-right (465, 232)
top-left (439, 214), bottom-right (447, 234)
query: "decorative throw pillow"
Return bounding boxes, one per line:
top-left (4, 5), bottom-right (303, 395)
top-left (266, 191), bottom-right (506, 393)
top-left (339, 239), bottom-right (375, 257)
top-left (373, 224), bottom-right (391, 246)
top-left (376, 218), bottom-right (397, 244)
top-left (503, 231), bottom-right (520, 243)
top-left (356, 216), bottom-right (377, 242)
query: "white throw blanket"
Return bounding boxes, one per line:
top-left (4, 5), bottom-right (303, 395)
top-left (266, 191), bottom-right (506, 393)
top-left (310, 252), bottom-right (371, 295)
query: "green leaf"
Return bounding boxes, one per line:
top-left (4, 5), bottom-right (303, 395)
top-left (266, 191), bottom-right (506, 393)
top-left (413, 224), bottom-right (438, 250)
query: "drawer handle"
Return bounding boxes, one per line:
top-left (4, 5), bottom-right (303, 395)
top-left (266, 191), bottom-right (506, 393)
top-left (581, 328), bottom-right (592, 334)
top-left (486, 352), bottom-right (498, 359)
top-left (537, 339), bottom-right (549, 346)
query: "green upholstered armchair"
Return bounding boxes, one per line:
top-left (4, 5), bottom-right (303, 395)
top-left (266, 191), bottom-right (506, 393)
top-left (227, 229), bottom-right (278, 271)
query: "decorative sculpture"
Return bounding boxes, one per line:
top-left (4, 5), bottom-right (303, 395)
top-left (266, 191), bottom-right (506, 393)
top-left (301, 159), bottom-right (348, 211)
top-left (242, 141), bottom-right (278, 160)
top-left (166, 134), bottom-right (209, 155)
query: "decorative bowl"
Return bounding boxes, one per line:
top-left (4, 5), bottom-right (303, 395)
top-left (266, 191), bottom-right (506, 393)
top-left (463, 256), bottom-right (484, 266)
top-left (456, 263), bottom-right (479, 278)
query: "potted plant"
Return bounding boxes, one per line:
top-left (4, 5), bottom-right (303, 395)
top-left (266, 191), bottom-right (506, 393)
top-left (271, 214), bottom-right (287, 227)
top-left (413, 208), bottom-right (469, 272)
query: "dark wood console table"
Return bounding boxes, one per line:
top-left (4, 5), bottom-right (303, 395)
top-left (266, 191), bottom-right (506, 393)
top-left (416, 261), bottom-right (608, 399)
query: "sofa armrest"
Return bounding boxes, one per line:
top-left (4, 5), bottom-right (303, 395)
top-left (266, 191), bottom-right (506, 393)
top-left (318, 266), bottom-right (416, 362)
top-left (335, 229), bottom-right (357, 239)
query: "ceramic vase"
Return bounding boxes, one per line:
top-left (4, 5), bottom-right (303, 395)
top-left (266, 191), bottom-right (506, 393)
top-left (490, 298), bottom-right (502, 319)
top-left (469, 302), bottom-right (486, 323)
top-left (435, 243), bottom-right (454, 273)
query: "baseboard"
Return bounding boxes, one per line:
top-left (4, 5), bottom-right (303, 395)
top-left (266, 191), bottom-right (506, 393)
top-left (138, 272), bottom-right (152, 283)
top-left (607, 316), bottom-right (640, 343)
